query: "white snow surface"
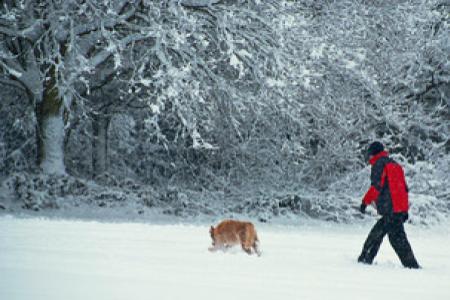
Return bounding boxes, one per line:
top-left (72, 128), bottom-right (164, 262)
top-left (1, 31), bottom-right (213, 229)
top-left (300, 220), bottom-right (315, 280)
top-left (1, 216), bottom-right (449, 300)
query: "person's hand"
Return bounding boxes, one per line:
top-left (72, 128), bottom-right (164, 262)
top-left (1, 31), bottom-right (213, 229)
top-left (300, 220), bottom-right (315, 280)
top-left (360, 203), bottom-right (367, 214)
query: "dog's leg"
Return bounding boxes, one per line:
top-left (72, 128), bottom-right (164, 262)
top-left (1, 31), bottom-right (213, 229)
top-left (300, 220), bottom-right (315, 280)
top-left (242, 244), bottom-right (252, 255)
top-left (253, 241), bottom-right (261, 256)
top-left (242, 238), bottom-right (254, 255)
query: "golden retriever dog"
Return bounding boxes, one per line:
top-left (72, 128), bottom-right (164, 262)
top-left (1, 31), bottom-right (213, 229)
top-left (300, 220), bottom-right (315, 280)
top-left (208, 219), bottom-right (261, 256)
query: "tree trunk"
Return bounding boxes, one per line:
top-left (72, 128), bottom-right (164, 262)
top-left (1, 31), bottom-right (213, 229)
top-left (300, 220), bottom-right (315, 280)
top-left (36, 71), bottom-right (66, 175)
top-left (92, 113), bottom-right (110, 178)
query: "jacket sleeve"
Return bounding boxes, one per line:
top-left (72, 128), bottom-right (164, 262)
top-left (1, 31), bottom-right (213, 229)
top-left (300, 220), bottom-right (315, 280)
top-left (362, 186), bottom-right (379, 205)
top-left (362, 160), bottom-right (386, 205)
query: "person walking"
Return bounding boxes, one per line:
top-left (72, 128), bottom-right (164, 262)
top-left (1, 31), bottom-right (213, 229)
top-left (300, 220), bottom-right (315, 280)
top-left (358, 141), bottom-right (420, 269)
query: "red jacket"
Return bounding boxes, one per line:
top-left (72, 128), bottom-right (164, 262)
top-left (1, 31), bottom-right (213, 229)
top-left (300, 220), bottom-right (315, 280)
top-left (362, 151), bottom-right (409, 215)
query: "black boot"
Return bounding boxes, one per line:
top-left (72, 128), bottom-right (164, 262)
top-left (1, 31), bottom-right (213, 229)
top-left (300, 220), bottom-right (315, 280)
top-left (357, 254), bottom-right (372, 264)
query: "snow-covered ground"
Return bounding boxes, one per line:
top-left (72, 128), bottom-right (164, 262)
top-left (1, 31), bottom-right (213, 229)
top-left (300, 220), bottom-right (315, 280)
top-left (1, 216), bottom-right (449, 300)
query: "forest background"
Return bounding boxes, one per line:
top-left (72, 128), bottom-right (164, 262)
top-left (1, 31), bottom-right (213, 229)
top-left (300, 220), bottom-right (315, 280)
top-left (1, 0), bottom-right (449, 224)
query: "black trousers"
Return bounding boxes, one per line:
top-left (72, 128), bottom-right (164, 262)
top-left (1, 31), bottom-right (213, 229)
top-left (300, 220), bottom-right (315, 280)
top-left (358, 213), bottom-right (420, 268)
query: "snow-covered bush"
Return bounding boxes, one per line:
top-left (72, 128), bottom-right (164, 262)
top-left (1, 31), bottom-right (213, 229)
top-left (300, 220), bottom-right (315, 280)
top-left (3, 173), bottom-right (88, 210)
top-left (1, 172), bottom-right (161, 212)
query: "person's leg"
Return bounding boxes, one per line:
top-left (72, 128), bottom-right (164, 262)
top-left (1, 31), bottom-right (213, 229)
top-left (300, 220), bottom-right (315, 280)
top-left (358, 217), bottom-right (388, 264)
top-left (387, 215), bottom-right (420, 269)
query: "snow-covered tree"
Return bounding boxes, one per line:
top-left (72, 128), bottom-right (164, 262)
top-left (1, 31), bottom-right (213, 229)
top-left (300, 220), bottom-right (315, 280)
top-left (105, 1), bottom-right (290, 185)
top-left (266, 0), bottom-right (450, 185)
top-left (1, 0), bottom-right (448, 199)
top-left (0, 0), bottom-right (148, 174)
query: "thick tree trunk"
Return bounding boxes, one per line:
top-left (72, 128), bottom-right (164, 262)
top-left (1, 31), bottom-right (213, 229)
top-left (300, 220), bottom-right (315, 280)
top-left (92, 113), bottom-right (110, 178)
top-left (36, 72), bottom-right (66, 175)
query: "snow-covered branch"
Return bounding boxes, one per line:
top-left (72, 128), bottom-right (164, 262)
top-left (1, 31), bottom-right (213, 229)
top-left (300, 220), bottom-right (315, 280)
top-left (0, 0), bottom-right (448, 198)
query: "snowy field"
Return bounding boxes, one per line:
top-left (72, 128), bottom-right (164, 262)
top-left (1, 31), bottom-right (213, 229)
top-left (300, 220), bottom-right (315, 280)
top-left (1, 216), bottom-right (449, 300)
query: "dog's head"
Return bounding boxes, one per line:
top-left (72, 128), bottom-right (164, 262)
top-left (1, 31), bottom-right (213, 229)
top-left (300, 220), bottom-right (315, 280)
top-left (209, 226), bottom-right (215, 245)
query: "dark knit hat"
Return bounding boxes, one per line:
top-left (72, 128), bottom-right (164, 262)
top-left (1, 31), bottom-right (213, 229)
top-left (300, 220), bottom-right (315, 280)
top-left (367, 141), bottom-right (384, 157)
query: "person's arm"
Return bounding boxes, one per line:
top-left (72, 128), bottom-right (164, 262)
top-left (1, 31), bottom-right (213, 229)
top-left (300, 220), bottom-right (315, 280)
top-left (360, 160), bottom-right (386, 213)
top-left (362, 186), bottom-right (379, 206)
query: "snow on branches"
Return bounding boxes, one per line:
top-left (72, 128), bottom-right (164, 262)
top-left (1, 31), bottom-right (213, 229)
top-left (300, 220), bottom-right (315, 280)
top-left (0, 1), bottom-right (448, 208)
